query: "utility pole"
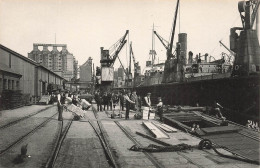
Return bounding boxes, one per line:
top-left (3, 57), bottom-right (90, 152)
top-left (152, 23), bottom-right (155, 65)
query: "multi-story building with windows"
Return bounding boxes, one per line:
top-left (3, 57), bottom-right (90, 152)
top-left (28, 43), bottom-right (78, 81)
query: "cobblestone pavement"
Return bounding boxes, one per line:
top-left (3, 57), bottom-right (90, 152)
top-left (0, 104), bottom-right (259, 168)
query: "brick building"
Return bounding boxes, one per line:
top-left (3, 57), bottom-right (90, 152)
top-left (28, 43), bottom-right (78, 81)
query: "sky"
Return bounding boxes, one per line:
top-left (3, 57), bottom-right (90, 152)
top-left (0, 0), bottom-right (248, 75)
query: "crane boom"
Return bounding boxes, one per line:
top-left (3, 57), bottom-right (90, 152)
top-left (219, 40), bottom-right (236, 56)
top-left (130, 42), bottom-right (137, 68)
top-left (169, 0), bottom-right (180, 54)
top-left (250, 0), bottom-right (260, 29)
top-left (154, 31), bottom-right (169, 50)
top-left (111, 30), bottom-right (129, 66)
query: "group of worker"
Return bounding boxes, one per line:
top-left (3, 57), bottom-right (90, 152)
top-left (55, 89), bottom-right (165, 121)
top-left (56, 91), bottom-right (92, 121)
top-left (94, 90), bottom-right (164, 121)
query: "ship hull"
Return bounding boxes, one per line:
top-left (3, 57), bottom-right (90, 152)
top-left (136, 75), bottom-right (260, 125)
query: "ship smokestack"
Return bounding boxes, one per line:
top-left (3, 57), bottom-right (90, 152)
top-left (178, 33), bottom-right (187, 65)
top-left (205, 53), bottom-right (208, 63)
top-left (188, 51), bottom-right (193, 64)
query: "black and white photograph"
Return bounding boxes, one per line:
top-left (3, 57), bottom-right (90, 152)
top-left (0, 0), bottom-right (259, 167)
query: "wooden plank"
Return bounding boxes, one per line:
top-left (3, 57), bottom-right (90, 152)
top-left (152, 122), bottom-right (178, 133)
top-left (201, 126), bottom-right (241, 134)
top-left (142, 122), bottom-right (169, 139)
top-left (136, 131), bottom-right (172, 146)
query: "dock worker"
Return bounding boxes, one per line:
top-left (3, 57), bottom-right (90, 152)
top-left (80, 99), bottom-right (92, 110)
top-left (94, 90), bottom-right (103, 111)
top-left (156, 97), bottom-right (163, 122)
top-left (213, 101), bottom-right (224, 119)
top-left (130, 90), bottom-right (139, 110)
top-left (144, 92), bottom-right (152, 119)
top-left (56, 91), bottom-right (63, 121)
top-left (124, 90), bottom-right (135, 120)
top-left (119, 90), bottom-right (125, 111)
top-left (144, 92), bottom-right (152, 108)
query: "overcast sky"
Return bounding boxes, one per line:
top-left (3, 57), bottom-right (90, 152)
top-left (0, 0), bottom-right (248, 74)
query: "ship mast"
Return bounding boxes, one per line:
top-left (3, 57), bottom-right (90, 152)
top-left (257, 5), bottom-right (259, 41)
top-left (150, 23), bottom-right (157, 66)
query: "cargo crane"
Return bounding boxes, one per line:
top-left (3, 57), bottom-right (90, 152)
top-left (129, 42), bottom-right (140, 87)
top-left (219, 40), bottom-right (235, 65)
top-left (97, 30), bottom-right (129, 91)
top-left (100, 30), bottom-right (129, 67)
top-left (153, 0), bottom-right (180, 60)
top-left (230, 0), bottom-right (260, 76)
top-left (153, 31), bottom-right (171, 52)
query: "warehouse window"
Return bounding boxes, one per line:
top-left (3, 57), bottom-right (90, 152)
top-left (0, 78), bottom-right (2, 91)
top-left (8, 80), bottom-right (11, 90)
top-left (12, 80), bottom-right (14, 90)
top-left (16, 81), bottom-right (19, 90)
top-left (3, 79), bottom-right (7, 90)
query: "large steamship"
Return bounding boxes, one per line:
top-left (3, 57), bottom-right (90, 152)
top-left (135, 0), bottom-right (260, 125)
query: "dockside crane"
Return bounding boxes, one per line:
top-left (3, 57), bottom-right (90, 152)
top-left (100, 30), bottom-right (129, 67)
top-left (230, 0), bottom-right (260, 76)
top-left (153, 0), bottom-right (180, 60)
top-left (97, 30), bottom-right (129, 91)
top-left (129, 42), bottom-right (140, 87)
top-left (219, 40), bottom-right (235, 64)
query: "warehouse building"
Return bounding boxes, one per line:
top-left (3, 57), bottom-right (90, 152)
top-left (0, 44), bottom-right (68, 108)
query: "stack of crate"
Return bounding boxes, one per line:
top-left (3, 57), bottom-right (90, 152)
top-left (2, 90), bottom-right (24, 109)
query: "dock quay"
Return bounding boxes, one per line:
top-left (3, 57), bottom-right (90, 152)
top-left (0, 104), bottom-right (259, 168)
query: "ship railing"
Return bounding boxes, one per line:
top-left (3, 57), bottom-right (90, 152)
top-left (185, 72), bottom-right (231, 82)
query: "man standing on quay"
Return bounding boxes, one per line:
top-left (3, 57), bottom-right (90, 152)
top-left (57, 91), bottom-right (63, 121)
top-left (124, 90), bottom-right (135, 120)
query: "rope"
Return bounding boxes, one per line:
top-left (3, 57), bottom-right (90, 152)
top-left (129, 139), bottom-right (260, 165)
top-left (198, 139), bottom-right (260, 165)
top-left (129, 143), bottom-right (192, 153)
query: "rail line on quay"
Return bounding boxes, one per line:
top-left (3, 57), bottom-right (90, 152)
top-left (0, 105), bottom-right (55, 130)
top-left (92, 106), bottom-right (118, 168)
top-left (0, 112), bottom-right (58, 156)
top-left (46, 107), bottom-right (116, 168)
top-left (93, 106), bottom-right (166, 168)
top-left (45, 118), bottom-right (73, 168)
top-left (114, 121), bottom-right (164, 168)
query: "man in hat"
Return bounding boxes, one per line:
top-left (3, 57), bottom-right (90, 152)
top-left (157, 97), bottom-right (163, 122)
top-left (56, 91), bottom-right (63, 121)
top-left (119, 90), bottom-right (125, 111)
top-left (144, 92), bottom-right (151, 108)
top-left (124, 90), bottom-right (135, 120)
top-left (130, 90), bottom-right (138, 110)
top-left (144, 92), bottom-right (152, 119)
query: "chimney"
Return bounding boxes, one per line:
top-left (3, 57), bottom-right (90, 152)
top-left (188, 51), bottom-right (193, 64)
top-left (33, 44), bottom-right (39, 51)
top-left (204, 53), bottom-right (208, 63)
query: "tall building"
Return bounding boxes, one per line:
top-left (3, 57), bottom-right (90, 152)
top-left (28, 43), bottom-right (78, 81)
top-left (80, 57), bottom-right (92, 82)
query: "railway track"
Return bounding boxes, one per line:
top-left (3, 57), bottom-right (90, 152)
top-left (45, 105), bottom-right (114, 168)
top-left (0, 112), bottom-right (58, 156)
top-left (45, 118), bottom-right (73, 168)
top-left (92, 106), bottom-right (165, 168)
top-left (0, 105), bottom-right (55, 129)
top-left (114, 121), bottom-right (164, 168)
